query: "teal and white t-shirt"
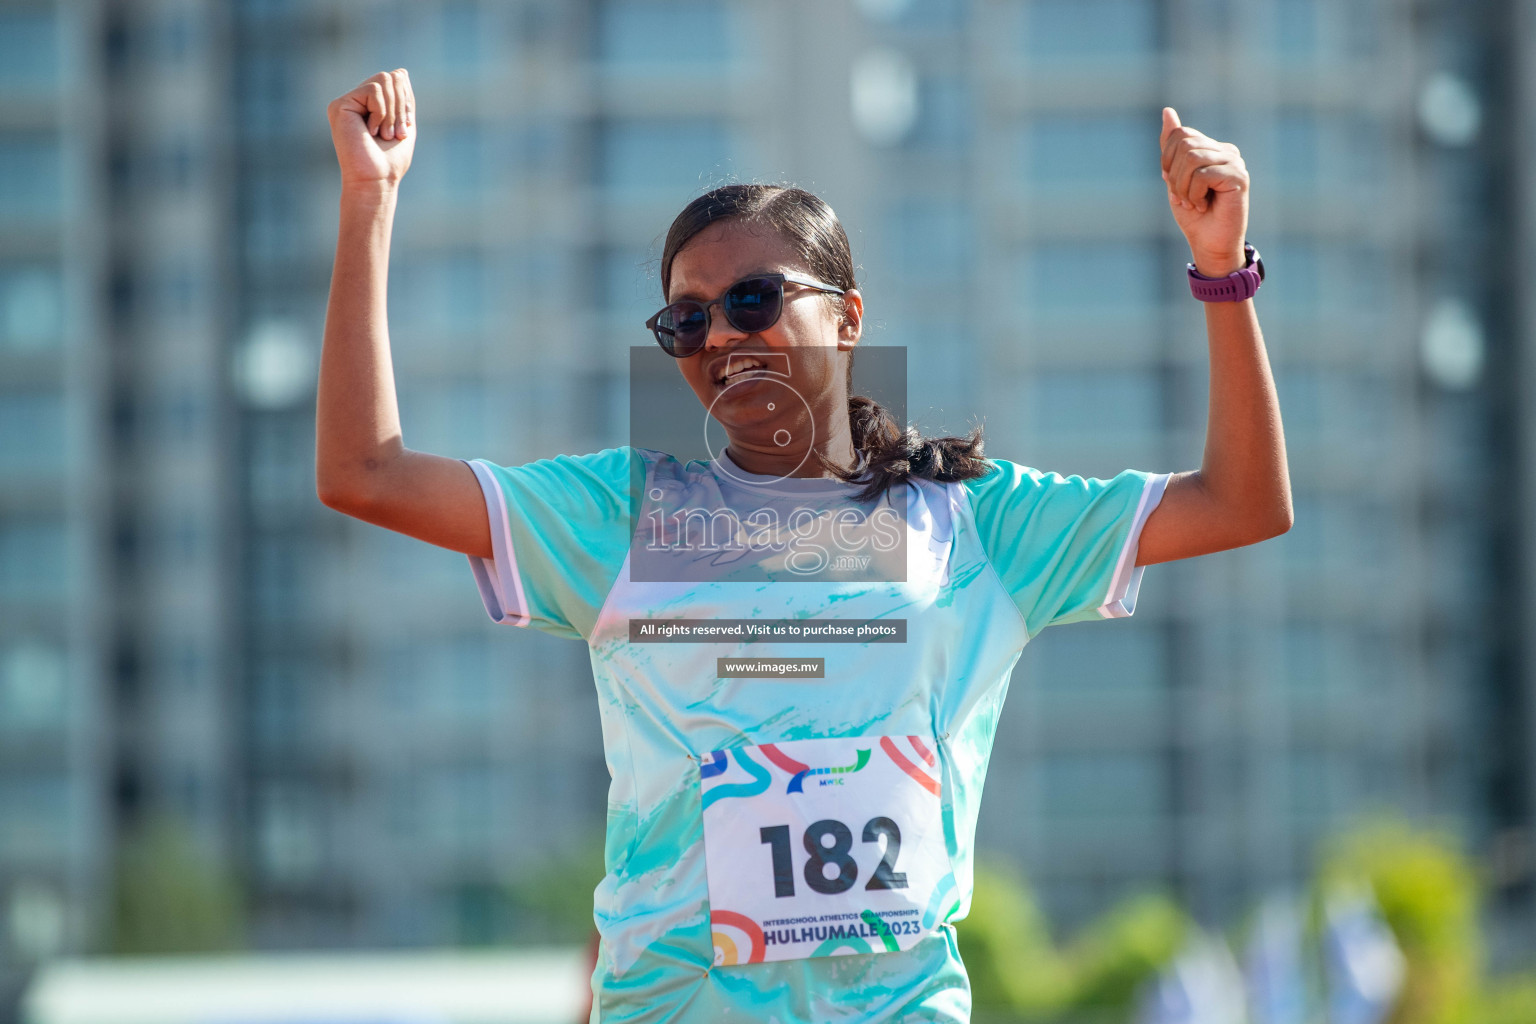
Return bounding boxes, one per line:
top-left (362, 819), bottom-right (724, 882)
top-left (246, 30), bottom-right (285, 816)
top-left (464, 446), bottom-right (1168, 1023)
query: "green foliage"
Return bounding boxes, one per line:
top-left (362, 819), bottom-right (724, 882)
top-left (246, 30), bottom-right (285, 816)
top-left (1066, 893), bottom-right (1188, 1011)
top-left (1474, 973), bottom-right (1536, 1024)
top-left (958, 861), bottom-right (1070, 1013)
top-left (503, 838), bottom-right (606, 944)
top-left (960, 820), bottom-right (1536, 1024)
top-left (108, 814), bottom-right (244, 954)
top-left (959, 859), bottom-right (1188, 1022)
top-left (1315, 819), bottom-right (1481, 1024)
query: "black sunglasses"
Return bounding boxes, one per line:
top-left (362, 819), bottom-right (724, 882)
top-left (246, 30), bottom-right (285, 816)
top-left (645, 271), bottom-right (846, 358)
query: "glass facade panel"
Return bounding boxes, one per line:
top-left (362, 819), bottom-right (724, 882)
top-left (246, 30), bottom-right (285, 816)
top-left (598, 2), bottom-right (730, 69)
top-left (599, 119), bottom-right (733, 195)
top-left (0, 519), bottom-right (67, 601)
top-left (1273, 0), bottom-right (1317, 56)
top-left (907, 77), bottom-right (972, 152)
top-left (406, 380), bottom-right (489, 458)
top-left (0, 774), bottom-right (70, 860)
top-left (887, 202), bottom-right (972, 282)
top-left (239, 53), bottom-right (291, 139)
top-left (1038, 753), bottom-right (1167, 816)
top-left (0, 135), bottom-right (64, 224)
top-left (412, 121), bottom-right (485, 205)
top-left (1030, 370), bottom-right (1161, 436)
top-left (0, 265), bottom-right (65, 350)
top-left (1022, 0), bottom-right (1158, 58)
top-left (439, 0), bottom-right (483, 73)
top-left (257, 782), bottom-right (324, 881)
top-left (0, 9), bottom-right (61, 94)
top-left (245, 175), bottom-right (299, 266)
top-left (392, 252), bottom-right (487, 335)
top-left (1017, 241), bottom-right (1159, 315)
top-left (601, 247), bottom-right (658, 320)
top-left (1275, 112), bottom-right (1319, 188)
top-left (1022, 115), bottom-right (1159, 194)
top-left (1029, 624), bottom-right (1166, 691)
top-left (0, 643), bottom-right (69, 735)
top-left (0, 391), bottom-right (65, 474)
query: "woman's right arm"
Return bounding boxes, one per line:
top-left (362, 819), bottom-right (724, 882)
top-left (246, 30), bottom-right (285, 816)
top-left (316, 69), bottom-right (492, 561)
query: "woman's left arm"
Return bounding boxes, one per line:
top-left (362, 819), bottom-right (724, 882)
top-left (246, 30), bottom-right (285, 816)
top-left (1136, 107), bottom-right (1293, 566)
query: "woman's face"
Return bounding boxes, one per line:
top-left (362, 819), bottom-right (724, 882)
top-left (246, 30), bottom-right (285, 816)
top-left (666, 219), bottom-right (863, 453)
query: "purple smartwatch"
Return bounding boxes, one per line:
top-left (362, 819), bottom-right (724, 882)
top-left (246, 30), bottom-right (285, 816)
top-left (1187, 243), bottom-right (1263, 302)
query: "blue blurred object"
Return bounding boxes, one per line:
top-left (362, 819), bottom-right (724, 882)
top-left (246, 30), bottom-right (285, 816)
top-left (1244, 895), bottom-right (1310, 1024)
top-left (1322, 884), bottom-right (1406, 1024)
top-left (1136, 931), bottom-right (1247, 1024)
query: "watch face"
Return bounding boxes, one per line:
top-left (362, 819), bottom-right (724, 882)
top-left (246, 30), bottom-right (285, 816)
top-left (1246, 244), bottom-right (1264, 281)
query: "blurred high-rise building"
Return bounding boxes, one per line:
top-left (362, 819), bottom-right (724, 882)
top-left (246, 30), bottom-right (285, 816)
top-left (1, 0), bottom-right (1530, 990)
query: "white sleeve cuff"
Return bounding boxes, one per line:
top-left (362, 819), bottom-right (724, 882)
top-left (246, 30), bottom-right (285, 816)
top-left (1097, 472), bottom-right (1171, 620)
top-left (463, 459), bottom-right (532, 627)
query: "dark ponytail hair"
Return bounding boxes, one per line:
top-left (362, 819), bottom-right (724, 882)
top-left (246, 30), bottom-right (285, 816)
top-left (660, 182), bottom-right (989, 501)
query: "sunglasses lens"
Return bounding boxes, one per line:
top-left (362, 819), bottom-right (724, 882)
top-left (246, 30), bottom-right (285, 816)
top-left (724, 277), bottom-right (782, 333)
top-left (655, 302), bottom-right (708, 356)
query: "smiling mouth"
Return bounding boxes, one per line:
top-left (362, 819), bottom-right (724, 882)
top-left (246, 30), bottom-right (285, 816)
top-left (714, 352), bottom-right (791, 387)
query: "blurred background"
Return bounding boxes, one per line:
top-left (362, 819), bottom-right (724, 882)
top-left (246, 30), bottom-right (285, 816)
top-left (1, 0), bottom-right (1533, 1021)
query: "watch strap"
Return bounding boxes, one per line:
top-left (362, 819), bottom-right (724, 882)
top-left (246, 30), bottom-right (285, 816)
top-left (1188, 244), bottom-right (1263, 302)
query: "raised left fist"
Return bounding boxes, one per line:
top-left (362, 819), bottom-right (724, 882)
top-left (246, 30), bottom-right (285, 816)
top-left (1159, 107), bottom-right (1250, 277)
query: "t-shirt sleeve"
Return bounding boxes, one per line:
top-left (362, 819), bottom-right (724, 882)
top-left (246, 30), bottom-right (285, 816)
top-left (961, 458), bottom-right (1170, 638)
top-left (461, 446), bottom-right (642, 641)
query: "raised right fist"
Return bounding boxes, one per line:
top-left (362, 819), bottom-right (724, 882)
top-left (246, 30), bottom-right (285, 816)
top-left (326, 69), bottom-right (416, 190)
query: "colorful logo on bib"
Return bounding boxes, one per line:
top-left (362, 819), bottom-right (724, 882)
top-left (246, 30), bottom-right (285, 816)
top-left (879, 735), bottom-right (941, 797)
top-left (752, 743), bottom-right (871, 794)
top-left (711, 910), bottom-right (766, 966)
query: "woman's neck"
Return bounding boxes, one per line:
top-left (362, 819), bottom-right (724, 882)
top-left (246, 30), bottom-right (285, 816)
top-left (723, 421), bottom-right (859, 479)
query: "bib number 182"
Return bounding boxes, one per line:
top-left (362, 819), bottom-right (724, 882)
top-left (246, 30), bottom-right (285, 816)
top-left (759, 816), bottom-right (907, 898)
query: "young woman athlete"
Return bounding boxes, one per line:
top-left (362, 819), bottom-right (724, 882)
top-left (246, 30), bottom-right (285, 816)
top-left (319, 69), bottom-right (1291, 1022)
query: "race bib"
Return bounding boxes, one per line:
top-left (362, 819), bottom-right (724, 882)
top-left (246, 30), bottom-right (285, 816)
top-left (699, 734), bottom-right (955, 966)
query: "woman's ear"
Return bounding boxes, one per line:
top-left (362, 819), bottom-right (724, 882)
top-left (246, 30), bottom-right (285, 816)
top-left (837, 289), bottom-right (863, 349)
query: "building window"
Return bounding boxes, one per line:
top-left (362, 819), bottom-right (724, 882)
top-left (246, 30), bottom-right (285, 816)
top-left (1021, 114), bottom-right (1157, 192)
top-left (600, 247), bottom-right (658, 320)
top-left (0, 265), bottom-right (64, 350)
top-left (906, 77), bottom-right (972, 152)
top-left (874, 0), bottom-right (967, 30)
top-left (0, 773), bottom-right (71, 860)
top-left (1021, 0), bottom-right (1158, 59)
top-left (254, 662), bottom-right (306, 755)
top-left (439, 0), bottom-right (483, 72)
top-left (160, 263), bottom-right (203, 321)
top-left (0, 519), bottom-right (67, 602)
top-left (411, 121), bottom-right (485, 206)
top-left (598, 2), bottom-right (731, 71)
top-left (886, 202), bottom-right (972, 283)
top-left (1261, 238), bottom-right (1388, 319)
top-left (0, 390), bottom-right (65, 475)
top-left (1272, 0), bottom-right (1316, 57)
top-left (245, 175), bottom-right (299, 266)
top-left (257, 782), bottom-right (323, 882)
top-left (250, 537), bottom-right (307, 624)
top-left (392, 251), bottom-right (487, 336)
top-left (1029, 370), bottom-right (1162, 437)
top-left (0, 8), bottom-right (61, 95)
top-left (400, 379), bottom-right (489, 457)
top-left (1038, 753), bottom-right (1168, 818)
top-left (1016, 241), bottom-right (1159, 317)
top-left (1028, 624), bottom-right (1167, 692)
top-left (599, 118), bottom-right (734, 196)
top-left (0, 135), bottom-right (64, 225)
top-left (240, 53), bottom-right (292, 139)
top-left (0, 642), bottom-right (69, 735)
